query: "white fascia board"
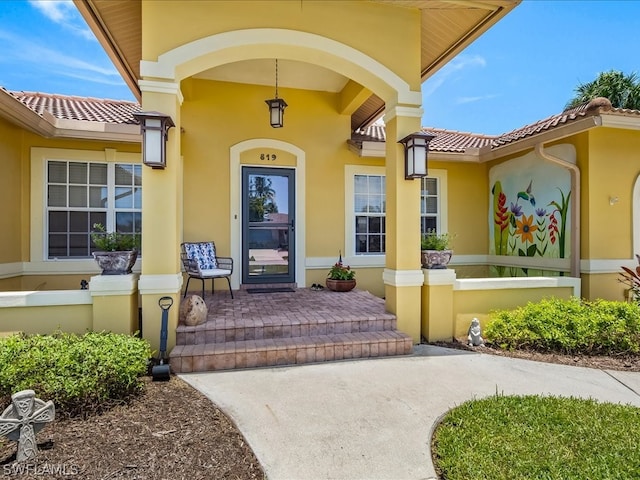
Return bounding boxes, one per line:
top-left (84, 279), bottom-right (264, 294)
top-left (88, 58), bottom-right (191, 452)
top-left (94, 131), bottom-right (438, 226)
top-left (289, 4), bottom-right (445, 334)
top-left (600, 114), bottom-right (640, 130)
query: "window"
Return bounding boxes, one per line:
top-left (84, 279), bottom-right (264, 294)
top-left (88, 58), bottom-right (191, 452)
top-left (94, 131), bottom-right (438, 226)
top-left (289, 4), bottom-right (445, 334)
top-left (354, 174), bottom-right (386, 254)
top-left (345, 166), bottom-right (446, 263)
top-left (46, 161), bottom-right (142, 258)
top-left (421, 176), bottom-right (440, 234)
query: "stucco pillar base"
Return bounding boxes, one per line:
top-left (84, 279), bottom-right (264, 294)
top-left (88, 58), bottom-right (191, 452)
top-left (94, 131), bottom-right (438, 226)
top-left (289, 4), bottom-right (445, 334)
top-left (421, 269), bottom-right (456, 341)
top-left (383, 268), bottom-right (423, 343)
top-left (89, 274), bottom-right (140, 335)
top-left (138, 274), bottom-right (183, 352)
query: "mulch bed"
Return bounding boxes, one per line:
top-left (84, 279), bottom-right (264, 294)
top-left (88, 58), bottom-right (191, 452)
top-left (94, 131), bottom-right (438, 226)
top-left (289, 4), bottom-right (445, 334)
top-left (0, 377), bottom-right (264, 480)
top-left (433, 338), bottom-right (640, 372)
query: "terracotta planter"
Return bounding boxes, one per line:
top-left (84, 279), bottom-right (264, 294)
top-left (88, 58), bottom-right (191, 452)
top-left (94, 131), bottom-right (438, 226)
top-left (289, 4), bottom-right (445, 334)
top-left (326, 278), bottom-right (356, 292)
top-left (421, 249), bottom-right (453, 269)
top-left (93, 250), bottom-right (138, 275)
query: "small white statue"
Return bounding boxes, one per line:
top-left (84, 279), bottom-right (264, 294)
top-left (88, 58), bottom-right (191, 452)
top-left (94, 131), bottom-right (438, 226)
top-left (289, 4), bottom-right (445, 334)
top-left (467, 317), bottom-right (484, 347)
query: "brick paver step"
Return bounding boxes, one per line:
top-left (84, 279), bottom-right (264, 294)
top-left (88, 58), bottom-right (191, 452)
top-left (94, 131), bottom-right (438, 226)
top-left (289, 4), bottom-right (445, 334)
top-left (169, 330), bottom-right (413, 373)
top-left (175, 313), bottom-right (397, 345)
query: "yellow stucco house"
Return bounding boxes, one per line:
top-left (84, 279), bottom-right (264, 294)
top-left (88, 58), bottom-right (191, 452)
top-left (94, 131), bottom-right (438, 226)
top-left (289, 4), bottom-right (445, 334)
top-left (2, 0), bottom-right (640, 371)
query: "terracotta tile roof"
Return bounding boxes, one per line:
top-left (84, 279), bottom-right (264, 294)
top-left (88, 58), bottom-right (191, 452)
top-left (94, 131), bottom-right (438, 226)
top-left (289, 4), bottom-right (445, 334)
top-left (353, 124), bottom-right (495, 153)
top-left (354, 97), bottom-right (640, 154)
top-left (5, 89), bottom-right (140, 124)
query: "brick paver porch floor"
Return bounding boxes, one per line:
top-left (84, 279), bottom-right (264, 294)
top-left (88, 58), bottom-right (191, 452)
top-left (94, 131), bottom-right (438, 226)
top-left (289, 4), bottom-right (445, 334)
top-left (170, 287), bottom-right (414, 372)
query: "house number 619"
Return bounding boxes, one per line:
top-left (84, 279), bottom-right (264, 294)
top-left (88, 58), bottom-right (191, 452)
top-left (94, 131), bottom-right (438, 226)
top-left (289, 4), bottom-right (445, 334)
top-left (259, 154), bottom-right (277, 161)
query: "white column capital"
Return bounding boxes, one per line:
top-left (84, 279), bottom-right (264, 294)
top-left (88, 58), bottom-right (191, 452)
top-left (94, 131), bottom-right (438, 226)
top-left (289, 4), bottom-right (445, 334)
top-left (383, 104), bottom-right (424, 124)
top-left (138, 79), bottom-right (184, 105)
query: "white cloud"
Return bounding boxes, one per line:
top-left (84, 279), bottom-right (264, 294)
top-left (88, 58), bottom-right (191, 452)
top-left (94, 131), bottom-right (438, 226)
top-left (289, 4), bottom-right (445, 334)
top-left (29, 0), bottom-right (95, 40)
top-left (422, 54), bottom-right (487, 98)
top-left (456, 93), bottom-right (499, 105)
top-left (0, 29), bottom-right (119, 85)
top-left (29, 0), bottom-right (73, 22)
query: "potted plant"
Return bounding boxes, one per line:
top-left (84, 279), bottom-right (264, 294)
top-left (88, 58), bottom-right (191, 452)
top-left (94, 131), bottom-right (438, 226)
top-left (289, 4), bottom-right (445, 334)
top-left (421, 230), bottom-right (454, 269)
top-left (326, 253), bottom-right (356, 292)
top-left (91, 223), bottom-right (140, 275)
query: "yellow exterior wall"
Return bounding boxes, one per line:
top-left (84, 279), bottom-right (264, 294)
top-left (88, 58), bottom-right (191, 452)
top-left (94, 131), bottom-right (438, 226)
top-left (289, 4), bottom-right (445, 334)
top-left (143, 1), bottom-right (421, 91)
top-left (0, 117), bottom-right (24, 264)
top-left (582, 272), bottom-right (627, 302)
top-left (584, 128), bottom-right (640, 259)
top-left (432, 160), bottom-right (488, 255)
top-left (0, 119), bottom-right (140, 291)
top-left (181, 78), bottom-right (370, 257)
top-left (0, 305), bottom-right (92, 335)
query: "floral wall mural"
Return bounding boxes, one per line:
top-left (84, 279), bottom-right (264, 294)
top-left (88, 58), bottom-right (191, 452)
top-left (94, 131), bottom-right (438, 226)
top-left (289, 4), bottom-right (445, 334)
top-left (489, 146), bottom-right (573, 276)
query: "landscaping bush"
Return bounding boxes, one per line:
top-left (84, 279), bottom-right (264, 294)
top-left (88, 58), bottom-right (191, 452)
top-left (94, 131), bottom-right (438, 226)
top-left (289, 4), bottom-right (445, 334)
top-left (0, 331), bottom-right (152, 417)
top-left (485, 297), bottom-right (640, 355)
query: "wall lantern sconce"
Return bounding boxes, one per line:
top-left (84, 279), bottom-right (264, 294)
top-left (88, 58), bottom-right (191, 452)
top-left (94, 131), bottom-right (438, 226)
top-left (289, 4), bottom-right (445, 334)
top-left (265, 59), bottom-right (287, 128)
top-left (133, 111), bottom-right (175, 169)
top-left (398, 131), bottom-right (435, 180)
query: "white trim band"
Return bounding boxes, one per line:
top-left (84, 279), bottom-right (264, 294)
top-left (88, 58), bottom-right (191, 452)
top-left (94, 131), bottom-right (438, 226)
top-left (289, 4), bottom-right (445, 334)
top-left (383, 268), bottom-right (424, 287)
top-left (89, 274), bottom-right (139, 296)
top-left (138, 274), bottom-right (183, 295)
top-left (455, 276), bottom-right (581, 297)
top-left (0, 290), bottom-right (91, 308)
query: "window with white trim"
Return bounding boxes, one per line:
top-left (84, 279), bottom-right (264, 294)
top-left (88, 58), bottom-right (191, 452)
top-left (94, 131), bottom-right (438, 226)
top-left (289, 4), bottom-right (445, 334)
top-left (354, 174), bottom-right (386, 254)
top-left (421, 176), bottom-right (440, 234)
top-left (46, 161), bottom-right (142, 258)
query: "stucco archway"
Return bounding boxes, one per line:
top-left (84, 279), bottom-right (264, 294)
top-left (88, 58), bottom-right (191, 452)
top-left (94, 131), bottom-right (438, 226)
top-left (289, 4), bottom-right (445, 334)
top-left (139, 28), bottom-right (423, 108)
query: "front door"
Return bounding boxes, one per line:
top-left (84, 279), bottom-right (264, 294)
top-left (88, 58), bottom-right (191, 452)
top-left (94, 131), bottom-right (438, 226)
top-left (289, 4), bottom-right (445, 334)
top-left (242, 167), bottom-right (295, 284)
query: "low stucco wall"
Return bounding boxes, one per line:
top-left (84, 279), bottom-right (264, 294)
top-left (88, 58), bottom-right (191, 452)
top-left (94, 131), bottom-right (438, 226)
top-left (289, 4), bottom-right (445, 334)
top-left (0, 290), bottom-right (93, 335)
top-left (0, 275), bottom-right (140, 338)
top-left (422, 271), bottom-right (581, 341)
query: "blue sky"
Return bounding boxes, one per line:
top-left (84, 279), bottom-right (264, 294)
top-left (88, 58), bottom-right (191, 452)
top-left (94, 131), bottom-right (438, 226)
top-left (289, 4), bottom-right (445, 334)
top-left (1, 1), bottom-right (639, 135)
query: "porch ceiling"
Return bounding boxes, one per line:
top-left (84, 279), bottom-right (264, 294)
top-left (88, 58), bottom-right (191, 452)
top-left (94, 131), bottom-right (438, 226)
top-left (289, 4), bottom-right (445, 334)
top-left (74, 0), bottom-right (519, 130)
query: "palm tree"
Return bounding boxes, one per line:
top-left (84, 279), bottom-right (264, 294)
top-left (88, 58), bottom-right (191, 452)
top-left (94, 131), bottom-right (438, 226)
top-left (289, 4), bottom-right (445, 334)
top-left (565, 70), bottom-right (640, 110)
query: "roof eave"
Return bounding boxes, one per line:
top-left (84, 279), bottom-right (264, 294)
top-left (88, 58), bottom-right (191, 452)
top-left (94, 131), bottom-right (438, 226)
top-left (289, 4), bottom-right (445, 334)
top-left (73, 0), bottom-right (141, 102)
top-left (422, 2), bottom-right (521, 80)
top-left (599, 113), bottom-right (640, 130)
top-left (0, 90), bottom-right (55, 137)
top-left (52, 118), bottom-right (141, 143)
top-left (479, 116), bottom-right (602, 162)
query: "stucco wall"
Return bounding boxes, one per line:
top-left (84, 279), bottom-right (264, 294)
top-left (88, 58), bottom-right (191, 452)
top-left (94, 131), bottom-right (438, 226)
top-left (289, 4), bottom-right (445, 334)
top-left (0, 117), bottom-right (23, 264)
top-left (142, 0), bottom-right (421, 91)
top-left (585, 127), bottom-right (640, 259)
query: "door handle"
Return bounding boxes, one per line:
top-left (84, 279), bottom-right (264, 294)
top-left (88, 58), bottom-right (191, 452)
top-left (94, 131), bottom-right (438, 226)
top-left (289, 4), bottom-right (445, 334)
top-left (290, 218), bottom-right (295, 232)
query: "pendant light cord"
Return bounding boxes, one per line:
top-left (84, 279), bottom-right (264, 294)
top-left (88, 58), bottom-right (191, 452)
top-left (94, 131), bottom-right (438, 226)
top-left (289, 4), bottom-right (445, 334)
top-left (275, 59), bottom-right (279, 99)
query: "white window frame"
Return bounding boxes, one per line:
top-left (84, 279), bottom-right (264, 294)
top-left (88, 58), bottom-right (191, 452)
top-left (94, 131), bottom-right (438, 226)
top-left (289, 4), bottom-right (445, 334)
top-left (421, 170), bottom-right (448, 235)
top-left (30, 147), bottom-right (141, 272)
top-left (46, 161), bottom-right (142, 259)
top-left (344, 166), bottom-right (448, 267)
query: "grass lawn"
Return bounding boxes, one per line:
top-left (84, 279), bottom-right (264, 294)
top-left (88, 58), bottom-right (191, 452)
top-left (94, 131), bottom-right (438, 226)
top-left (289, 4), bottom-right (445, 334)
top-left (432, 394), bottom-right (640, 480)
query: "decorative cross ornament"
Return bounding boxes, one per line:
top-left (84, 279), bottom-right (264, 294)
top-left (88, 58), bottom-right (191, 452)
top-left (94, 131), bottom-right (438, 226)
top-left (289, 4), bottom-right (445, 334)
top-left (0, 390), bottom-right (55, 461)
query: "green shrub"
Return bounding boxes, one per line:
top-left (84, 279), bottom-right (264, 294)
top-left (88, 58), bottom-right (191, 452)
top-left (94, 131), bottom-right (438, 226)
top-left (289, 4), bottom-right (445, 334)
top-left (0, 331), bottom-right (151, 417)
top-left (485, 297), bottom-right (640, 355)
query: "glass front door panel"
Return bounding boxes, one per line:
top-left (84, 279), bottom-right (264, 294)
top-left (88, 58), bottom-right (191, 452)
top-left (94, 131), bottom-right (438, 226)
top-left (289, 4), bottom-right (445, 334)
top-left (243, 168), bottom-right (295, 283)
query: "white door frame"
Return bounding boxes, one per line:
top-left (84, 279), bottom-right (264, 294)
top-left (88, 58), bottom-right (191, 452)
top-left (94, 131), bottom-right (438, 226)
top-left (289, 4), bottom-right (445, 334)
top-left (230, 139), bottom-right (306, 289)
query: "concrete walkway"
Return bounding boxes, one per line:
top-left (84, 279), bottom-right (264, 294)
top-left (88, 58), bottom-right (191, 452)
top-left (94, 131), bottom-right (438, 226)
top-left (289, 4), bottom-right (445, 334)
top-left (180, 345), bottom-right (640, 480)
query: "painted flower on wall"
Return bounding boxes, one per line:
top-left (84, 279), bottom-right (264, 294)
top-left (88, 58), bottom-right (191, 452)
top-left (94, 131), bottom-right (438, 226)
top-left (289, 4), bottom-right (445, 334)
top-left (515, 214), bottom-right (537, 244)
